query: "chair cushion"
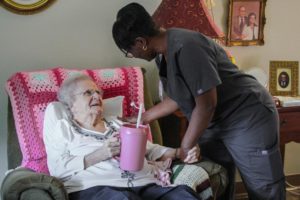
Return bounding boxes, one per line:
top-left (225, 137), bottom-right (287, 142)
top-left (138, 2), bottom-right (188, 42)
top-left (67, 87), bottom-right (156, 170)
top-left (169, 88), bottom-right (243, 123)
top-left (6, 66), bottom-right (150, 174)
top-left (1, 167), bottom-right (67, 200)
top-left (171, 160), bottom-right (228, 199)
top-left (172, 163), bottom-right (213, 200)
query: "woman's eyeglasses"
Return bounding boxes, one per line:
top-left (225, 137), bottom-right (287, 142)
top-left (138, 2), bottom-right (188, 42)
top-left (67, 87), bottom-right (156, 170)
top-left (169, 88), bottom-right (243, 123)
top-left (74, 89), bottom-right (103, 97)
top-left (121, 49), bottom-right (134, 58)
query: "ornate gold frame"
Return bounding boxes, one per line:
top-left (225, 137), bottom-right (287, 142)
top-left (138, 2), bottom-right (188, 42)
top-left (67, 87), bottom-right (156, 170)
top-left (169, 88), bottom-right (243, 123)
top-left (269, 61), bottom-right (299, 96)
top-left (1, 0), bottom-right (55, 14)
top-left (226, 0), bottom-right (267, 46)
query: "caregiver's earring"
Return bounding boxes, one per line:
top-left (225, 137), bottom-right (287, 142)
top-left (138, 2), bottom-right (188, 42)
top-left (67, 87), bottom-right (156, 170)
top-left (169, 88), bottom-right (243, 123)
top-left (142, 45), bottom-right (147, 51)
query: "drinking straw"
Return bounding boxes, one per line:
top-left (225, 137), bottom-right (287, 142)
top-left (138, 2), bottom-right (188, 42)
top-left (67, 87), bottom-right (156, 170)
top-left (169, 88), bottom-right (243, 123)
top-left (136, 103), bottom-right (143, 128)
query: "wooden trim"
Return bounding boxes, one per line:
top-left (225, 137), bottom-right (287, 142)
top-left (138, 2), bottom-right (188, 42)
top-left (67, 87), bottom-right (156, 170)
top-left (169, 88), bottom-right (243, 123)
top-left (286, 174), bottom-right (300, 186)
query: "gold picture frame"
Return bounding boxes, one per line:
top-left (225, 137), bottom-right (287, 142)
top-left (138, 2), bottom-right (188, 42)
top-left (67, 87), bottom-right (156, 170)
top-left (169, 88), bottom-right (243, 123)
top-left (1, 0), bottom-right (55, 14)
top-left (226, 0), bottom-right (267, 46)
top-left (269, 61), bottom-right (299, 96)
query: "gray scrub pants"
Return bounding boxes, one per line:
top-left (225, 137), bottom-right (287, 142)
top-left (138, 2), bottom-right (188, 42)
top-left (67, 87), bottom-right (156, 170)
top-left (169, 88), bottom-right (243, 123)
top-left (199, 104), bottom-right (286, 200)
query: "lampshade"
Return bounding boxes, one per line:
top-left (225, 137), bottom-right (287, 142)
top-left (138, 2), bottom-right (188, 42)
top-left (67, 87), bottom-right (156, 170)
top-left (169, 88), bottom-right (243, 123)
top-left (152, 0), bottom-right (224, 39)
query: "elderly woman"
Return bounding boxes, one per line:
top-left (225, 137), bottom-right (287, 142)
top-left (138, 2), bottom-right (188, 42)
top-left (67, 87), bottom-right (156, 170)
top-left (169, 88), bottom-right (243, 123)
top-left (43, 74), bottom-right (201, 200)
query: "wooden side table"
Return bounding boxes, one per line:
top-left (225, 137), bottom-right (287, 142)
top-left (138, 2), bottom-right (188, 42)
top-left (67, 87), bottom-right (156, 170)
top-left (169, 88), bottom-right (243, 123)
top-left (174, 106), bottom-right (300, 163)
top-left (277, 106), bottom-right (300, 163)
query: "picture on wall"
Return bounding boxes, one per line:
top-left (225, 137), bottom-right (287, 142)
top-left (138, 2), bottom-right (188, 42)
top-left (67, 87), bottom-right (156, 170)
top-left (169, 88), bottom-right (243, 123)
top-left (226, 0), bottom-right (266, 46)
top-left (0, 0), bottom-right (55, 14)
top-left (269, 61), bottom-right (299, 96)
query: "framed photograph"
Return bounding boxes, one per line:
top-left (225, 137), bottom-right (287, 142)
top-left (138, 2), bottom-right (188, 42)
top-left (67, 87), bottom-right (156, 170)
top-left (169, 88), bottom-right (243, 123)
top-left (269, 61), bottom-right (299, 96)
top-left (226, 0), bottom-right (267, 46)
top-left (1, 0), bottom-right (55, 14)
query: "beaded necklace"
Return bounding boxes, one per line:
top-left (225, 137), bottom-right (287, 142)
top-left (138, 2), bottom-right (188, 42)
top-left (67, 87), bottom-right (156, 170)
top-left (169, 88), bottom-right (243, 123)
top-left (71, 118), bottom-right (117, 140)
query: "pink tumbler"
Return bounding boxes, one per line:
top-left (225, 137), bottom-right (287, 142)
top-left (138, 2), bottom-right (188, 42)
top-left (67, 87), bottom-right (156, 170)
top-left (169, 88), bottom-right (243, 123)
top-left (119, 124), bottom-right (147, 171)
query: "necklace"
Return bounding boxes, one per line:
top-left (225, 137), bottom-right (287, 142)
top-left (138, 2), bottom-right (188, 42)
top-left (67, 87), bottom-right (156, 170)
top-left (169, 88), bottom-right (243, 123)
top-left (71, 118), bottom-right (116, 140)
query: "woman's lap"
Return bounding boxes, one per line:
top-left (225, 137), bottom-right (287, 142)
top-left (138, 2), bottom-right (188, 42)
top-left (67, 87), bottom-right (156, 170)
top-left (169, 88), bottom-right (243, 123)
top-left (69, 184), bottom-right (200, 200)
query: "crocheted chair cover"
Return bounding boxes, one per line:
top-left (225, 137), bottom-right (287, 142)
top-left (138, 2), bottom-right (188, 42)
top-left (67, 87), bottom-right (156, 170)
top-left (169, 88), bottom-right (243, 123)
top-left (6, 66), bottom-right (149, 174)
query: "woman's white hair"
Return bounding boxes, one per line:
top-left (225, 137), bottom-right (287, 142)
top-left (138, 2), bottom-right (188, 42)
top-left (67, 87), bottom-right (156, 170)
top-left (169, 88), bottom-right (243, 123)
top-left (57, 74), bottom-right (94, 108)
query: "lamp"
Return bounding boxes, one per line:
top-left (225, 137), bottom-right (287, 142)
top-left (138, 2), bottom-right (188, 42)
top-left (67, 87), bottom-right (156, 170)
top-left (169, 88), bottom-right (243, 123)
top-left (152, 0), bottom-right (224, 41)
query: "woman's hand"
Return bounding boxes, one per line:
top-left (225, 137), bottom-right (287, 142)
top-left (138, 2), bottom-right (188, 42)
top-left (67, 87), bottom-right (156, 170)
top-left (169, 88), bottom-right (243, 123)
top-left (183, 145), bottom-right (200, 163)
top-left (158, 144), bottom-right (200, 164)
top-left (104, 136), bottom-right (121, 158)
top-left (84, 136), bottom-right (120, 168)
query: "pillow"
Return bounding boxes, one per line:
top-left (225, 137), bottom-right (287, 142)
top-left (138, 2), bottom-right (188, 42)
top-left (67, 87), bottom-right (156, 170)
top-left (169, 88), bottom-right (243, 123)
top-left (6, 66), bottom-right (150, 174)
top-left (44, 95), bottom-right (124, 121)
top-left (102, 96), bottom-right (124, 117)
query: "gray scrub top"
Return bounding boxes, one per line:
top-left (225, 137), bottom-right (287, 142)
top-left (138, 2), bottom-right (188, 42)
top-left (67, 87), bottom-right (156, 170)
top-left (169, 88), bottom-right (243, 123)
top-left (156, 28), bottom-right (275, 133)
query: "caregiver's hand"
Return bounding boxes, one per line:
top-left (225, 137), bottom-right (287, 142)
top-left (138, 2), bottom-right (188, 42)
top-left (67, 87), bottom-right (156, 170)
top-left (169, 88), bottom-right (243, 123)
top-left (183, 145), bottom-right (201, 164)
